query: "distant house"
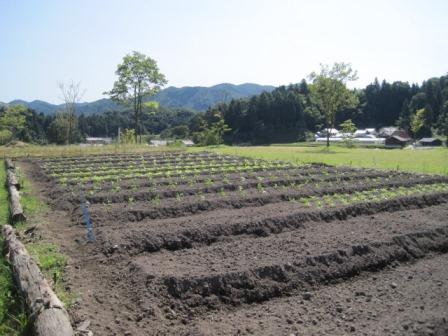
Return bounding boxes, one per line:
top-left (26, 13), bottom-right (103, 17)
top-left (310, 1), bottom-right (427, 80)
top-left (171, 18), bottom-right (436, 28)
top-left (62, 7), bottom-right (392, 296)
top-left (181, 139), bottom-right (194, 146)
top-left (417, 138), bottom-right (443, 147)
top-left (84, 137), bottom-right (112, 145)
top-left (149, 140), bottom-right (168, 147)
top-left (150, 139), bottom-right (194, 147)
top-left (354, 128), bottom-right (377, 137)
top-left (315, 127), bottom-right (384, 144)
top-left (378, 127), bottom-right (398, 138)
top-left (385, 135), bottom-right (412, 148)
top-left (392, 129), bottom-right (411, 139)
top-left (315, 128), bottom-right (339, 138)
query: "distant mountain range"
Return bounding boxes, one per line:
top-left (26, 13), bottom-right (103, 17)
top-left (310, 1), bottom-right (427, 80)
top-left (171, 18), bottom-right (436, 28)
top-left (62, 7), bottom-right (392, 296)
top-left (2, 83), bottom-right (274, 115)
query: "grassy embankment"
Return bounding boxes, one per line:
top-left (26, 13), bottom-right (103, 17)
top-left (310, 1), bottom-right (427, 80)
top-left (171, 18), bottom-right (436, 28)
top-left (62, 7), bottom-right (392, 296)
top-left (0, 161), bottom-right (73, 335)
top-left (191, 145), bottom-right (448, 175)
top-left (0, 143), bottom-right (178, 158)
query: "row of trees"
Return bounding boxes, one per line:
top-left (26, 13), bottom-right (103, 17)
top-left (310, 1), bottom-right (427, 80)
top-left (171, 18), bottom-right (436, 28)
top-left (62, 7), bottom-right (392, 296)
top-left (0, 104), bottom-right (197, 145)
top-left (197, 68), bottom-right (448, 145)
top-left (1, 72), bottom-right (446, 146)
top-left (1, 51), bottom-right (447, 146)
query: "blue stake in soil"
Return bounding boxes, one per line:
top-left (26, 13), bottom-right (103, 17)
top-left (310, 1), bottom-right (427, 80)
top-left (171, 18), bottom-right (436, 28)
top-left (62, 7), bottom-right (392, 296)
top-left (80, 191), bottom-right (95, 242)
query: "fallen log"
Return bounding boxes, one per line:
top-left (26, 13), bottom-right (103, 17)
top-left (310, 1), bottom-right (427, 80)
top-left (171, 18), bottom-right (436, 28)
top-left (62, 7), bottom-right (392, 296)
top-left (1, 225), bottom-right (74, 336)
top-left (8, 185), bottom-right (26, 223)
top-left (7, 169), bottom-right (21, 190)
top-left (5, 158), bottom-right (15, 170)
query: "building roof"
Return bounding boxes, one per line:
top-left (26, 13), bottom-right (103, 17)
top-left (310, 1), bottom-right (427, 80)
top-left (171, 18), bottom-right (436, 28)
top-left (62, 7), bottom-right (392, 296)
top-left (387, 135), bottom-right (411, 142)
top-left (419, 138), bottom-right (441, 143)
top-left (85, 137), bottom-right (112, 142)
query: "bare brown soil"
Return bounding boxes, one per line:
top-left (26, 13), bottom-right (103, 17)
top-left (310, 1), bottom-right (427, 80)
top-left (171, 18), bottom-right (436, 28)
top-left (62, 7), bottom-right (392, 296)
top-left (18, 152), bottom-right (448, 336)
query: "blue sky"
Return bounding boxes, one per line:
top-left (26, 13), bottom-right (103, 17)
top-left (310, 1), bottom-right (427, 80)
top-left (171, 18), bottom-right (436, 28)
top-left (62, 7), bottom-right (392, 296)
top-left (1, 0), bottom-right (447, 103)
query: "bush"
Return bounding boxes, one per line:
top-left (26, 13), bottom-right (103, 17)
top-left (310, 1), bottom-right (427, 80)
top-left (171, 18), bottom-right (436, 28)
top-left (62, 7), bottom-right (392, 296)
top-left (0, 130), bottom-right (12, 145)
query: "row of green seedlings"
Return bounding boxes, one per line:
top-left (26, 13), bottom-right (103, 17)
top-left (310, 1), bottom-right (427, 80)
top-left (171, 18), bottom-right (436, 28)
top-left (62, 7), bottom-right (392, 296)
top-left (148, 174), bottom-right (400, 203)
top-left (63, 164), bottom-right (342, 198)
top-left (50, 157), bottom-right (266, 179)
top-left (41, 152), bottom-right (223, 170)
top-left (69, 167), bottom-right (298, 197)
top-left (70, 163), bottom-right (340, 193)
top-left (100, 173), bottom-right (403, 207)
top-left (40, 151), bottom-right (194, 164)
top-left (57, 161), bottom-right (294, 186)
top-left (43, 155), bottom-right (238, 174)
top-left (293, 183), bottom-right (448, 209)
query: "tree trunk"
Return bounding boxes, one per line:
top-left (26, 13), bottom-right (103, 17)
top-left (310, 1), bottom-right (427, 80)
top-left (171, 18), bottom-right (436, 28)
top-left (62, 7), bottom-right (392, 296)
top-left (5, 158), bottom-right (15, 170)
top-left (134, 109), bottom-right (139, 143)
top-left (7, 169), bottom-right (20, 190)
top-left (5, 159), bottom-right (25, 222)
top-left (8, 184), bottom-right (26, 223)
top-left (133, 85), bottom-right (138, 143)
top-left (1, 225), bottom-right (74, 336)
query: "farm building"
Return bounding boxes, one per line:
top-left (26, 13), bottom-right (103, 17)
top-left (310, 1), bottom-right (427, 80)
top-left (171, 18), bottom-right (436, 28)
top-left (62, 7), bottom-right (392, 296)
top-left (84, 137), bottom-right (112, 145)
top-left (385, 135), bottom-right (412, 148)
top-left (378, 127), bottom-right (411, 139)
top-left (149, 140), bottom-right (168, 147)
top-left (354, 128), bottom-right (377, 137)
top-left (150, 139), bottom-right (195, 147)
top-left (378, 127), bottom-right (398, 138)
top-left (181, 139), bottom-right (195, 146)
top-left (417, 138), bottom-right (443, 147)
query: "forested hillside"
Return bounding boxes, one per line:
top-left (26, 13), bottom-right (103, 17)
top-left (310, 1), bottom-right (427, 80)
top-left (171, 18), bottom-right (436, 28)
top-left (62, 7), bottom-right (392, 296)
top-left (204, 75), bottom-right (448, 144)
top-left (2, 83), bottom-right (273, 115)
top-left (0, 75), bottom-right (447, 145)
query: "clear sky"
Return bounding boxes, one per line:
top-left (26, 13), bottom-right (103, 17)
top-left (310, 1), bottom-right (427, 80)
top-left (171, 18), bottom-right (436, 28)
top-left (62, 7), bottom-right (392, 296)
top-left (1, 0), bottom-right (447, 103)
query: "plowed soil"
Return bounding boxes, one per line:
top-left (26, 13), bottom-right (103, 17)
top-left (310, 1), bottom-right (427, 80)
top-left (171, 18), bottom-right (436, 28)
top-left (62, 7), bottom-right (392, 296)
top-left (19, 152), bottom-right (448, 336)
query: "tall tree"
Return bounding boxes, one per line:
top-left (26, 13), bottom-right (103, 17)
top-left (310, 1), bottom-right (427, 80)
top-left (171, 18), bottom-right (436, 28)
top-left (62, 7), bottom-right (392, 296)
top-left (411, 104), bottom-right (433, 138)
top-left (397, 98), bottom-right (411, 131)
top-left (437, 101), bottom-right (448, 146)
top-left (105, 51), bottom-right (167, 142)
top-left (58, 81), bottom-right (84, 144)
top-left (308, 63), bottom-right (359, 147)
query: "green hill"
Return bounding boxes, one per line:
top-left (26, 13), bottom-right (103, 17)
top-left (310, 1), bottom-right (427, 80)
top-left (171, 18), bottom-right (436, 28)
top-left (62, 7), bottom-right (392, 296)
top-left (5, 83), bottom-right (274, 115)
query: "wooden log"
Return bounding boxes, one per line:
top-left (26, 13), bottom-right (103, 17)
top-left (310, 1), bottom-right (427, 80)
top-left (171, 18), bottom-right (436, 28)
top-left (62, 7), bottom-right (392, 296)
top-left (5, 158), bottom-right (15, 170)
top-left (8, 185), bottom-right (26, 223)
top-left (6, 169), bottom-right (21, 190)
top-left (1, 225), bottom-right (74, 336)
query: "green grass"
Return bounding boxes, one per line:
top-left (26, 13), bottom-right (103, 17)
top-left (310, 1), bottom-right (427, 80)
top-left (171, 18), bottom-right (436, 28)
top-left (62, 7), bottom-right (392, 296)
top-left (0, 162), bottom-right (28, 335)
top-left (25, 244), bottom-right (75, 306)
top-left (0, 160), bottom-right (74, 334)
top-left (191, 145), bottom-right (448, 175)
top-left (14, 167), bottom-right (47, 219)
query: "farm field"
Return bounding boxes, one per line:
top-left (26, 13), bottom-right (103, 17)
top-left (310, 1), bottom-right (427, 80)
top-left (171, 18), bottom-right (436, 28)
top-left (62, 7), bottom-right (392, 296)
top-left (18, 150), bottom-right (448, 335)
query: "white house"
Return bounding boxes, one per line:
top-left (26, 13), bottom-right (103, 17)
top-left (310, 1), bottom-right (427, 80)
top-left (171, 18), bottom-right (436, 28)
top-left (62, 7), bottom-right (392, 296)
top-left (84, 137), bottom-right (113, 145)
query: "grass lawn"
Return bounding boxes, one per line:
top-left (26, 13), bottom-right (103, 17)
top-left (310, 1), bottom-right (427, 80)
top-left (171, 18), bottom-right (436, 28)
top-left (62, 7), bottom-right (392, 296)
top-left (191, 145), bottom-right (448, 175)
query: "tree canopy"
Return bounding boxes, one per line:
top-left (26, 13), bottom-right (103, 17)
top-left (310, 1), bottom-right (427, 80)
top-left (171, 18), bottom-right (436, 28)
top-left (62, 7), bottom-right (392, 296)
top-left (105, 51), bottom-right (167, 141)
top-left (308, 63), bottom-right (359, 147)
